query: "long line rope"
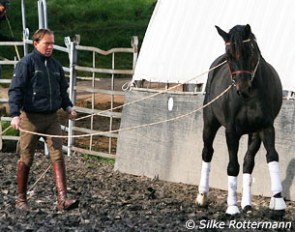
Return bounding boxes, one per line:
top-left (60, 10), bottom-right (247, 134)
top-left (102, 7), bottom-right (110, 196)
top-left (2, 83), bottom-right (233, 195)
top-left (18, 83), bottom-right (232, 138)
top-left (2, 61), bottom-right (229, 139)
top-left (75, 60), bottom-right (228, 121)
top-left (27, 164), bottom-right (51, 199)
top-left (1, 63), bottom-right (231, 194)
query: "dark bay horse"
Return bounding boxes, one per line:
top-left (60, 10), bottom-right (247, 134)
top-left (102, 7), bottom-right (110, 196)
top-left (196, 25), bottom-right (286, 215)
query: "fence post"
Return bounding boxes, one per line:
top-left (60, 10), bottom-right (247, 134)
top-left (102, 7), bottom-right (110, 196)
top-left (65, 36), bottom-right (78, 156)
top-left (21, 0), bottom-right (26, 32)
top-left (131, 36), bottom-right (139, 69)
top-left (38, 0), bottom-right (48, 29)
top-left (23, 28), bottom-right (29, 56)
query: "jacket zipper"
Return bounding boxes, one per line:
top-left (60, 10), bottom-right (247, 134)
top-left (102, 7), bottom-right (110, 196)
top-left (45, 59), bottom-right (52, 110)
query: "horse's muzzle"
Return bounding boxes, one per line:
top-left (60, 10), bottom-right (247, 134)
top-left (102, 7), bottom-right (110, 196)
top-left (236, 83), bottom-right (252, 98)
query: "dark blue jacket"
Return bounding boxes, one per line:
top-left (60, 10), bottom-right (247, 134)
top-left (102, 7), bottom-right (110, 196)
top-left (8, 49), bottom-right (73, 117)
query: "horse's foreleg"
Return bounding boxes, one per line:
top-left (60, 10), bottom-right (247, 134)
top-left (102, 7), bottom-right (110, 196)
top-left (261, 127), bottom-right (286, 211)
top-left (196, 161), bottom-right (211, 206)
top-left (226, 176), bottom-right (240, 215)
top-left (241, 133), bottom-right (261, 212)
top-left (268, 161), bottom-right (286, 211)
top-left (196, 121), bottom-right (219, 207)
top-left (225, 129), bottom-right (240, 215)
top-left (241, 174), bottom-right (252, 212)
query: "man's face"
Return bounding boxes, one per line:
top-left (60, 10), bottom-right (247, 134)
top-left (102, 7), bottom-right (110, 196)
top-left (0, 5), bottom-right (6, 15)
top-left (34, 33), bottom-right (54, 57)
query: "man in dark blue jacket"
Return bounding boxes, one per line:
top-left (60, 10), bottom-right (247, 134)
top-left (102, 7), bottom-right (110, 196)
top-left (9, 28), bottom-right (79, 211)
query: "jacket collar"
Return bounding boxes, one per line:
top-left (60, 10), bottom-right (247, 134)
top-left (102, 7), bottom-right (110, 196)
top-left (33, 48), bottom-right (51, 62)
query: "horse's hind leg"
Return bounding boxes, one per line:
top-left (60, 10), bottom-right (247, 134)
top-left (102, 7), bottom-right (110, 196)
top-left (261, 126), bottom-right (286, 212)
top-left (241, 133), bottom-right (261, 213)
top-left (196, 117), bottom-right (220, 206)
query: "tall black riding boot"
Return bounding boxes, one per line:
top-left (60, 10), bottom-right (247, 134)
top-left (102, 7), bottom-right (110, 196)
top-left (15, 160), bottom-right (30, 210)
top-left (53, 160), bottom-right (79, 210)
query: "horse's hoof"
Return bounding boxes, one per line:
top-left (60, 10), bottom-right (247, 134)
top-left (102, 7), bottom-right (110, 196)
top-left (271, 209), bottom-right (285, 220)
top-left (242, 205), bottom-right (252, 214)
top-left (195, 192), bottom-right (207, 207)
top-left (226, 205), bottom-right (240, 215)
top-left (269, 197), bottom-right (286, 210)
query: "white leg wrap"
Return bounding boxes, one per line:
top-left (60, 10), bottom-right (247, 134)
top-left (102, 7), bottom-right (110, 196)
top-left (241, 173), bottom-right (252, 209)
top-left (226, 176), bottom-right (240, 215)
top-left (227, 176), bottom-right (238, 206)
top-left (198, 161), bottom-right (211, 193)
top-left (268, 161), bottom-right (283, 195)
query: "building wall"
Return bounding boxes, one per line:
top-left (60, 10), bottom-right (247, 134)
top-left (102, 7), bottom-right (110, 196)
top-left (115, 89), bottom-right (295, 201)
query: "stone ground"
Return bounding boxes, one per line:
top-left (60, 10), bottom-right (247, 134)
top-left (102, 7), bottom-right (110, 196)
top-left (0, 152), bottom-right (294, 232)
top-left (1, 78), bottom-right (294, 231)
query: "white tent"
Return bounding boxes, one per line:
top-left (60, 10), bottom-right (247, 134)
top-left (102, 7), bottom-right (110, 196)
top-left (133, 0), bottom-right (295, 91)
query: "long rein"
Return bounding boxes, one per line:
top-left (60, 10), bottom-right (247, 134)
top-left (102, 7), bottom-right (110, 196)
top-left (3, 61), bottom-right (232, 139)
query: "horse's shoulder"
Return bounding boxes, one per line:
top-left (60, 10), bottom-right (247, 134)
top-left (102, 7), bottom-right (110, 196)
top-left (205, 54), bottom-right (227, 93)
top-left (208, 54), bottom-right (227, 79)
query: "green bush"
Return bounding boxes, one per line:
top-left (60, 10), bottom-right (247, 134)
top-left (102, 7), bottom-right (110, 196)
top-left (3, 0), bottom-right (155, 49)
top-left (1, 121), bottom-right (19, 136)
top-left (0, 0), bottom-right (155, 77)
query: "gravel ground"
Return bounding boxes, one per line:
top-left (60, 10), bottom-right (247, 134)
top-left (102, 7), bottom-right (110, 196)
top-left (0, 152), bottom-right (294, 231)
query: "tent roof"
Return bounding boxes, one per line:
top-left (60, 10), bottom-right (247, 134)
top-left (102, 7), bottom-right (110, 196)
top-left (133, 0), bottom-right (295, 91)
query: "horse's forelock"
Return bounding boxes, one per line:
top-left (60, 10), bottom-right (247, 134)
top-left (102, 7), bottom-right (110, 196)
top-left (229, 32), bottom-right (243, 60)
top-left (229, 26), bottom-right (258, 60)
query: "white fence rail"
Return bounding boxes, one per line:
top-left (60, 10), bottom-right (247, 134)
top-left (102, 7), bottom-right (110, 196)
top-left (0, 36), bottom-right (138, 159)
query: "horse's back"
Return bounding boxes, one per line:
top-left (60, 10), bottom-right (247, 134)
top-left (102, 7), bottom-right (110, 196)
top-left (261, 59), bottom-right (282, 118)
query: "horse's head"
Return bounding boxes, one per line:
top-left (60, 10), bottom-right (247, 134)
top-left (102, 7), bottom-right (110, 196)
top-left (216, 24), bottom-right (261, 98)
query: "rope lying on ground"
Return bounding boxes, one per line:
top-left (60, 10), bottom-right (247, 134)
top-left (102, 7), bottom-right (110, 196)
top-left (27, 164), bottom-right (52, 199)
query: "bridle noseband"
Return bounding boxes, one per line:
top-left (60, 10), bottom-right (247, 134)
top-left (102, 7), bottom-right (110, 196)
top-left (229, 56), bottom-right (260, 81)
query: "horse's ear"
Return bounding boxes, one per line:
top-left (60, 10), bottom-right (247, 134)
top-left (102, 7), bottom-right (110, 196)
top-left (215, 25), bottom-right (229, 43)
top-left (244, 24), bottom-right (252, 38)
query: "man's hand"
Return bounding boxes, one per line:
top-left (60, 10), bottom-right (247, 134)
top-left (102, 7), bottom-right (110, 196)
top-left (67, 109), bottom-right (77, 120)
top-left (11, 116), bottom-right (20, 130)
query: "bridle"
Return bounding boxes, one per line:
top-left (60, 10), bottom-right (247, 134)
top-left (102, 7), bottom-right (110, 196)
top-left (229, 56), bottom-right (260, 81)
top-left (225, 38), bottom-right (261, 83)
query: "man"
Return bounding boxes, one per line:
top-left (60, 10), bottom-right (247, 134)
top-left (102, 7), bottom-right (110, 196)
top-left (9, 28), bottom-right (79, 211)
